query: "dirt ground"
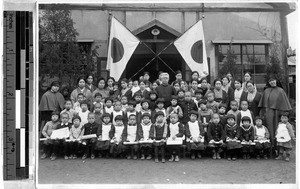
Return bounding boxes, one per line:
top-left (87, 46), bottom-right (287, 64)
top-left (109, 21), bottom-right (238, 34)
top-left (38, 151), bottom-right (296, 185)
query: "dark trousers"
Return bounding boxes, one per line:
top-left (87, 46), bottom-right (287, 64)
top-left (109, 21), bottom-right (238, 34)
top-left (64, 141), bottom-right (80, 156)
top-left (42, 139), bottom-right (60, 155)
top-left (278, 146), bottom-right (292, 156)
top-left (154, 145), bottom-right (165, 159)
top-left (226, 149), bottom-right (239, 158)
top-left (125, 144), bottom-right (139, 156)
top-left (140, 146), bottom-right (152, 156)
top-left (82, 138), bottom-right (97, 156)
top-left (168, 145), bottom-right (180, 156)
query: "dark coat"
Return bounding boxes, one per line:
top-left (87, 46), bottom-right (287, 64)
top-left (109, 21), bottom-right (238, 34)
top-left (207, 122), bottom-right (226, 142)
top-left (156, 83), bottom-right (176, 107)
top-left (237, 125), bottom-right (254, 141)
top-left (240, 91), bottom-right (262, 117)
top-left (82, 122), bottom-right (100, 135)
top-left (180, 100), bottom-right (198, 124)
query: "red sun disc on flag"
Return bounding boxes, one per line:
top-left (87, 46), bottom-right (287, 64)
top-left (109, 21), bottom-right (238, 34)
top-left (190, 40), bottom-right (203, 63)
top-left (111, 37), bottom-right (124, 63)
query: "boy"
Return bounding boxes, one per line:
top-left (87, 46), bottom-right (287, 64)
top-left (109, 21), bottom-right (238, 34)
top-left (166, 95), bottom-right (183, 121)
top-left (133, 92), bottom-right (143, 112)
top-left (111, 100), bottom-right (125, 126)
top-left (104, 97), bottom-right (114, 114)
top-left (206, 92), bottom-right (219, 113)
top-left (110, 115), bottom-right (126, 158)
top-left (237, 101), bottom-right (254, 127)
top-left (153, 98), bottom-right (166, 123)
top-left (60, 100), bottom-right (76, 123)
top-left (41, 111), bottom-right (61, 160)
top-left (73, 93), bottom-right (85, 113)
top-left (177, 89), bottom-right (185, 108)
top-left (121, 96), bottom-right (128, 112)
top-left (227, 100), bottom-right (240, 121)
top-left (96, 113), bottom-right (114, 158)
top-left (150, 111), bottom-right (168, 163)
top-left (181, 91), bottom-right (198, 125)
top-left (138, 113), bottom-right (153, 160)
top-left (254, 116), bottom-right (271, 160)
top-left (57, 112), bottom-right (72, 160)
top-left (124, 114), bottom-right (140, 160)
top-left (238, 116), bottom-right (255, 159)
top-left (198, 99), bottom-right (213, 133)
top-left (149, 91), bottom-right (158, 111)
top-left (194, 89), bottom-right (204, 109)
top-left (81, 113), bottom-right (100, 160)
top-left (94, 102), bottom-right (103, 124)
top-left (66, 116), bottom-right (84, 159)
top-left (78, 100), bottom-right (90, 126)
top-left (218, 103), bottom-right (227, 128)
top-left (92, 93), bottom-right (103, 112)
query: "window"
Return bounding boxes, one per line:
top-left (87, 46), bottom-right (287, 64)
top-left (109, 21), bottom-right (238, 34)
top-left (217, 44), bottom-right (268, 84)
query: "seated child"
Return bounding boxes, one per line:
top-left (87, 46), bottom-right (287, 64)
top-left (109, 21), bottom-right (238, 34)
top-left (94, 102), bottom-right (102, 124)
top-left (57, 112), bottom-right (72, 160)
top-left (198, 99), bottom-right (213, 133)
top-left (104, 97), bottom-right (114, 115)
top-left (177, 89), bottom-right (185, 108)
top-left (207, 113), bottom-right (226, 160)
top-left (218, 103), bottom-right (227, 128)
top-left (227, 100), bottom-right (240, 121)
top-left (185, 110), bottom-right (205, 159)
top-left (225, 114), bottom-right (242, 161)
top-left (92, 93), bottom-right (103, 113)
top-left (206, 92), bottom-right (219, 113)
top-left (153, 98), bottom-right (166, 123)
top-left (238, 116), bottom-right (254, 159)
top-left (73, 93), bottom-right (85, 113)
top-left (111, 100), bottom-right (125, 126)
top-left (149, 111), bottom-right (168, 163)
top-left (167, 113), bottom-right (184, 162)
top-left (110, 115), bottom-right (126, 158)
top-left (148, 90), bottom-right (158, 111)
top-left (78, 100), bottom-right (90, 126)
top-left (254, 116), bottom-right (271, 160)
top-left (237, 101), bottom-right (254, 127)
top-left (138, 113), bottom-right (153, 160)
top-left (60, 100), bottom-right (76, 123)
top-left (131, 80), bottom-right (140, 95)
top-left (134, 92), bottom-right (143, 112)
top-left (275, 112), bottom-right (296, 162)
top-left (65, 116), bottom-right (84, 159)
top-left (124, 114), bottom-right (140, 160)
top-left (96, 113), bottom-right (114, 158)
top-left (121, 96), bottom-right (128, 112)
top-left (181, 91), bottom-right (198, 125)
top-left (166, 95), bottom-right (183, 122)
top-left (81, 113), bottom-right (100, 160)
top-left (41, 111), bottom-right (61, 161)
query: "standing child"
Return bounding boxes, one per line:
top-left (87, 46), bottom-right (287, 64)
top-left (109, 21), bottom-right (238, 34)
top-left (81, 113), bottom-right (100, 160)
top-left (78, 100), bottom-right (90, 126)
top-left (92, 93), bottom-right (103, 112)
top-left (111, 100), bottom-right (125, 126)
top-left (41, 111), bottom-right (61, 160)
top-left (124, 114), bottom-right (140, 160)
top-left (275, 112), bottom-right (296, 162)
top-left (177, 89), bottom-right (185, 108)
top-left (121, 96), bottom-right (128, 112)
top-left (224, 114), bottom-right (242, 161)
top-left (227, 100), bottom-right (240, 121)
top-left (73, 93), bottom-right (85, 113)
top-left (125, 101), bottom-right (139, 124)
top-left (66, 116), bottom-right (84, 159)
top-left (167, 113), bottom-right (184, 162)
top-left (181, 91), bottom-right (198, 125)
top-left (238, 116), bottom-right (254, 159)
top-left (207, 113), bottom-right (226, 160)
top-left (254, 116), bottom-right (271, 160)
top-left (185, 110), bottom-right (205, 159)
top-left (149, 111), bottom-right (168, 163)
top-left (166, 95), bottom-right (183, 122)
top-left (94, 102), bottom-right (103, 124)
top-left (149, 91), bottom-right (158, 111)
top-left (96, 113), bottom-right (114, 158)
top-left (206, 92), bottom-right (219, 113)
top-left (60, 100), bottom-right (76, 123)
top-left (138, 113), bottom-right (153, 160)
top-left (237, 100), bottom-right (254, 127)
top-left (103, 97), bottom-right (114, 115)
top-left (110, 115), bottom-right (126, 158)
top-left (133, 92), bottom-right (143, 112)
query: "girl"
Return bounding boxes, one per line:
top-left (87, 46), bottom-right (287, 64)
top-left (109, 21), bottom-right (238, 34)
top-left (120, 78), bottom-right (133, 101)
top-left (111, 100), bottom-right (125, 126)
top-left (254, 116), bottom-right (271, 160)
top-left (221, 75), bottom-right (234, 110)
top-left (153, 98), bottom-right (166, 123)
top-left (275, 112), bottom-right (296, 162)
top-left (133, 92), bottom-right (143, 112)
top-left (207, 113), bottom-right (225, 160)
top-left (96, 113), bottom-right (114, 158)
top-left (212, 78), bottom-right (228, 106)
top-left (103, 97), bottom-right (114, 115)
top-left (106, 77), bottom-right (115, 93)
top-left (185, 110), bottom-right (205, 159)
top-left (242, 72), bottom-right (256, 92)
top-left (131, 80), bottom-right (140, 95)
top-left (138, 113), bottom-right (153, 160)
top-left (237, 100), bottom-right (254, 127)
top-left (172, 81), bottom-right (181, 93)
top-left (149, 91), bottom-right (158, 111)
top-left (110, 115), bottom-right (126, 158)
top-left (67, 116), bottom-right (84, 159)
top-left (225, 114), bottom-right (242, 161)
top-left (123, 114), bottom-right (140, 160)
top-left (166, 95), bottom-right (183, 122)
top-left (125, 101), bottom-right (139, 124)
top-left (206, 92), bottom-right (219, 114)
top-left (190, 79), bottom-right (199, 97)
top-left (167, 113), bottom-right (184, 162)
top-left (139, 99), bottom-right (152, 124)
top-left (151, 80), bottom-right (160, 91)
top-left (109, 81), bottom-right (120, 100)
top-left (238, 116), bottom-right (255, 159)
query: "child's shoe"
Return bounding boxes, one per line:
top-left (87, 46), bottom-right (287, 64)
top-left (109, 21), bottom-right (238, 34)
top-left (146, 155), bottom-right (152, 160)
top-left (82, 154), bottom-right (87, 160)
top-left (174, 155), bottom-right (179, 162)
top-left (41, 153), bottom-right (47, 159)
top-left (127, 155), bottom-right (131, 160)
top-left (285, 157), bottom-right (290, 162)
top-left (50, 153), bottom-right (54, 159)
top-left (191, 154), bottom-right (196, 160)
top-left (91, 154), bottom-right (95, 159)
top-left (232, 156), bottom-right (237, 161)
top-left (64, 155), bottom-right (69, 160)
top-left (155, 158), bottom-right (159, 163)
top-left (212, 153), bottom-right (217, 160)
top-left (227, 157), bottom-right (231, 161)
top-left (50, 154), bottom-right (56, 161)
top-left (133, 155), bottom-right (137, 160)
top-left (73, 154), bottom-right (77, 159)
top-left (169, 155), bottom-right (174, 162)
top-left (216, 153), bottom-right (221, 160)
top-left (161, 158), bottom-right (166, 163)
top-left (140, 154), bottom-right (145, 160)
top-left (275, 154), bottom-right (283, 160)
top-left (197, 153), bottom-right (202, 159)
top-left (98, 153), bottom-right (102, 158)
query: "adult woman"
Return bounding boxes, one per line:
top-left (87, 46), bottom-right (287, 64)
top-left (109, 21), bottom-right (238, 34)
top-left (120, 78), bottom-right (133, 101)
top-left (191, 71), bottom-right (200, 81)
top-left (180, 80), bottom-right (189, 92)
top-left (240, 80), bottom-right (262, 117)
top-left (172, 80), bottom-right (181, 93)
top-left (212, 78), bottom-right (228, 106)
top-left (199, 77), bottom-right (211, 97)
top-left (86, 74), bottom-right (96, 93)
top-left (151, 80), bottom-right (160, 91)
top-left (221, 75), bottom-right (234, 105)
top-left (233, 79), bottom-right (243, 106)
top-left (226, 72), bottom-right (235, 89)
top-left (39, 81), bottom-right (65, 134)
top-left (106, 77), bottom-right (115, 92)
top-left (258, 77), bottom-right (292, 151)
top-left (70, 76), bottom-right (92, 105)
top-left (242, 72), bottom-right (256, 92)
top-left (92, 77), bottom-right (109, 101)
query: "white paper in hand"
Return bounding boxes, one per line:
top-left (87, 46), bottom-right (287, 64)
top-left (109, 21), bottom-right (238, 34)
top-left (50, 127), bottom-right (70, 139)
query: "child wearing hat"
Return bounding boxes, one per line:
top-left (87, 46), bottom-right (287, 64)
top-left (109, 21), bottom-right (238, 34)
top-left (123, 114), bottom-right (140, 160)
top-left (166, 95), bottom-right (183, 122)
top-left (149, 111), bottom-right (168, 163)
top-left (207, 113), bottom-right (226, 160)
top-left (275, 112), bottom-right (296, 162)
top-left (110, 115), bottom-right (126, 158)
top-left (138, 113), bottom-right (153, 160)
top-left (254, 116), bottom-right (271, 160)
top-left (185, 110), bottom-right (206, 160)
top-left (225, 114), bottom-right (242, 161)
top-left (66, 116), bottom-right (84, 159)
top-left (149, 91), bottom-right (158, 111)
top-left (96, 113), bottom-right (114, 158)
top-left (238, 116), bottom-right (255, 159)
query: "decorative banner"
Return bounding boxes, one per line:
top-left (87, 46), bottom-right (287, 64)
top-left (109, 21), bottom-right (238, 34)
top-left (106, 17), bottom-right (140, 81)
top-left (174, 19), bottom-right (208, 78)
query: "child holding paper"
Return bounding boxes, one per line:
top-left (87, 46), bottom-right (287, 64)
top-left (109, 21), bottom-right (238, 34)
top-left (66, 116), bottom-right (83, 159)
top-left (124, 114), bottom-right (140, 160)
top-left (96, 113), bottom-right (114, 158)
top-left (57, 112), bottom-right (72, 160)
top-left (81, 113), bottom-right (100, 160)
top-left (238, 116), bottom-right (255, 159)
top-left (138, 113), bottom-right (153, 160)
top-left (167, 113), bottom-right (184, 162)
top-left (185, 110), bottom-right (205, 160)
top-left (110, 115), bottom-right (126, 158)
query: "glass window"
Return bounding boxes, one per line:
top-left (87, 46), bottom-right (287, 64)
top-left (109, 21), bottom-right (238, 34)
top-left (254, 45), bottom-right (265, 54)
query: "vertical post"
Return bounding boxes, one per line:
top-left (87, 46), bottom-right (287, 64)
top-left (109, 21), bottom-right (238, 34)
top-left (107, 11), bottom-right (112, 78)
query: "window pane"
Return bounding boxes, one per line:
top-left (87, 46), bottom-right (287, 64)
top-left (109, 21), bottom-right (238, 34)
top-left (220, 45), bottom-right (229, 54)
top-left (231, 45), bottom-right (241, 54)
top-left (242, 45), bottom-right (253, 54)
top-left (254, 45), bottom-right (265, 54)
top-left (254, 65), bottom-right (266, 74)
top-left (254, 55), bottom-right (266, 64)
top-left (235, 55), bottom-right (242, 64)
top-left (242, 55), bottom-right (255, 64)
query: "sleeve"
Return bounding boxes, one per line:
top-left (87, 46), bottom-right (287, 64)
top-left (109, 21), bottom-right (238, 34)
top-left (250, 112), bottom-right (255, 124)
top-left (137, 124), bottom-right (143, 139)
top-left (167, 124), bottom-right (171, 138)
top-left (221, 125), bottom-right (226, 141)
top-left (78, 127), bottom-right (84, 139)
top-left (178, 106), bottom-right (183, 118)
top-left (39, 93), bottom-right (48, 111)
top-left (163, 123), bottom-right (168, 139)
top-left (96, 124), bottom-right (102, 137)
top-left (264, 126), bottom-right (270, 139)
top-left (185, 123), bottom-right (191, 138)
top-left (176, 123), bottom-right (184, 137)
top-left (250, 127), bottom-right (255, 141)
top-left (223, 90), bottom-right (229, 106)
top-left (198, 121), bottom-right (205, 136)
top-left (207, 123), bottom-right (212, 141)
top-left (122, 125), bottom-right (128, 142)
top-left (149, 124), bottom-right (155, 139)
top-left (57, 93), bottom-right (66, 111)
top-left (109, 125), bottom-right (115, 139)
top-left (42, 122), bottom-right (49, 138)
top-left (286, 123), bottom-right (295, 139)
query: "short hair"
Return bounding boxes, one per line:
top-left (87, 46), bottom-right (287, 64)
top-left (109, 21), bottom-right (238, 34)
top-left (170, 113), bottom-right (179, 119)
top-left (80, 100), bottom-right (89, 106)
top-left (143, 72), bottom-right (150, 76)
top-left (52, 111), bottom-right (60, 118)
top-left (207, 91), bottom-right (215, 97)
top-left (97, 77), bottom-right (106, 85)
top-left (191, 79), bottom-right (199, 84)
top-left (235, 79), bottom-right (242, 84)
top-left (115, 115), bottom-right (124, 121)
top-left (226, 114), bottom-right (235, 121)
top-left (177, 89), bottom-right (185, 95)
top-left (141, 99), bottom-right (150, 105)
top-left (156, 98), bottom-right (165, 104)
top-left (128, 100), bottom-right (137, 107)
top-left (213, 78), bottom-right (223, 86)
top-left (94, 92), bottom-right (102, 98)
top-left (241, 116), bottom-right (251, 123)
top-left (133, 91), bottom-right (143, 98)
top-left (72, 115), bottom-right (81, 122)
top-left (120, 78), bottom-right (128, 83)
top-left (255, 116), bottom-right (264, 122)
top-left (176, 70), bottom-right (182, 75)
top-left (162, 73), bottom-right (169, 78)
top-left (102, 113), bottom-right (111, 120)
top-left (142, 113), bottom-right (151, 119)
top-left (88, 112), bottom-right (95, 117)
top-left (61, 112), bottom-right (69, 118)
top-left (194, 89), bottom-right (203, 95)
top-left (240, 100), bottom-right (248, 105)
top-left (65, 99), bottom-right (72, 104)
top-left (128, 114), bottom-right (137, 119)
top-left (139, 80), bottom-right (146, 85)
top-left (94, 102), bottom-right (102, 108)
top-left (199, 99), bottom-right (207, 105)
top-left (77, 76), bottom-right (86, 84)
top-left (230, 100), bottom-right (238, 105)
top-left (77, 93), bottom-right (84, 98)
top-left (200, 77), bottom-right (208, 83)
top-left (189, 110), bottom-right (199, 118)
top-left (105, 97), bottom-right (113, 103)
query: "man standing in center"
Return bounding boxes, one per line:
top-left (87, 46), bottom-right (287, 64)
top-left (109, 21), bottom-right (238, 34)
top-left (156, 73), bottom-right (176, 108)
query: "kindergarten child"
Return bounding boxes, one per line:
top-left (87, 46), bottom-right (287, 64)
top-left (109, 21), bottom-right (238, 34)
top-left (207, 113), bottom-right (226, 160)
top-left (227, 100), bottom-right (240, 121)
top-left (138, 113), bottom-right (153, 160)
top-left (60, 100), bottom-right (76, 123)
top-left (275, 112), bottom-right (296, 162)
top-left (92, 93), bottom-right (103, 112)
top-left (153, 98), bottom-right (167, 122)
top-left (149, 111), bottom-right (168, 163)
top-left (206, 92), bottom-right (219, 113)
top-left (185, 110), bottom-right (205, 159)
top-left (149, 91), bottom-right (158, 111)
top-left (96, 113), bottom-right (114, 158)
top-left (110, 115), bottom-right (126, 158)
top-left (111, 100), bottom-right (125, 126)
top-left (218, 103), bottom-right (227, 128)
top-left (238, 116), bottom-right (255, 159)
top-left (194, 89), bottom-right (204, 108)
top-left (254, 116), bottom-right (271, 160)
top-left (81, 113), bottom-right (100, 160)
top-left (73, 93), bottom-right (85, 113)
top-left (139, 99), bottom-right (152, 123)
top-left (78, 100), bottom-right (90, 126)
top-left (134, 92), bottom-right (143, 112)
top-left (66, 116), bottom-right (84, 159)
top-left (94, 102), bottom-right (103, 124)
top-left (198, 99), bottom-right (213, 133)
top-left (57, 112), bottom-right (72, 160)
top-left (166, 95), bottom-right (183, 122)
top-left (121, 96), bottom-right (128, 112)
top-left (167, 113), bottom-right (184, 162)
top-left (181, 91), bottom-right (198, 125)
top-left (224, 114), bottom-right (242, 161)
top-left (124, 114), bottom-right (140, 160)
top-left (41, 111), bottom-right (61, 160)
top-left (237, 100), bottom-right (254, 127)
top-left (104, 97), bottom-right (114, 115)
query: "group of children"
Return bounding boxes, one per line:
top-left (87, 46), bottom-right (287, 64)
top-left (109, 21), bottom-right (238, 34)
top-left (41, 81), bottom-right (295, 163)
